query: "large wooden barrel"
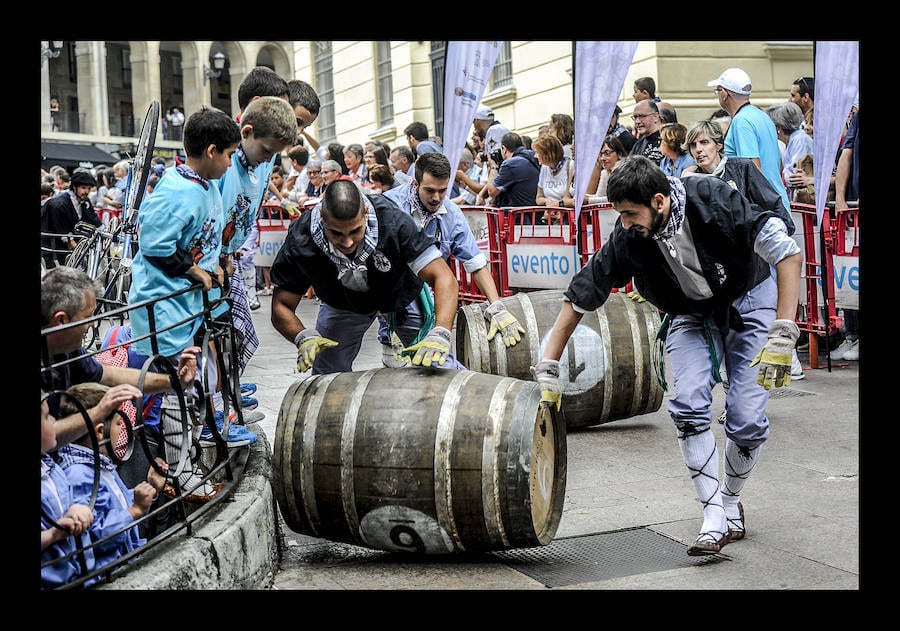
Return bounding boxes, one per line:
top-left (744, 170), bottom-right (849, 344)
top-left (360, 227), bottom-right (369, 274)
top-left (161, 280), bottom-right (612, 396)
top-left (456, 290), bottom-right (664, 429)
top-left (273, 367), bottom-right (566, 554)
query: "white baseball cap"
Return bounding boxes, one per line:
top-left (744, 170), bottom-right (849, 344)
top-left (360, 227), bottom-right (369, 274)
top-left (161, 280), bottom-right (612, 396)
top-left (474, 105), bottom-right (494, 121)
top-left (707, 68), bottom-right (752, 96)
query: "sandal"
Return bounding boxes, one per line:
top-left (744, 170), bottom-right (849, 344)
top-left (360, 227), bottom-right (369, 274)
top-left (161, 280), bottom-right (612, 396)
top-left (727, 501), bottom-right (745, 541)
top-left (184, 482), bottom-right (225, 503)
top-left (163, 481), bottom-right (225, 503)
top-left (687, 531), bottom-right (730, 556)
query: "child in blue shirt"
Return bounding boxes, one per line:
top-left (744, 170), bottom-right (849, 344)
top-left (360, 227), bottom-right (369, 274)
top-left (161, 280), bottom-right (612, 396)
top-left (41, 395), bottom-right (94, 590)
top-left (56, 383), bottom-right (168, 586)
top-left (213, 95), bottom-right (297, 410)
top-left (128, 105), bottom-right (241, 501)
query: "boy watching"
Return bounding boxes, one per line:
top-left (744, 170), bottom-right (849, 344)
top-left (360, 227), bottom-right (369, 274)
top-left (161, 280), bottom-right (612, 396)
top-left (215, 91), bottom-right (299, 423)
top-left (127, 105), bottom-right (242, 502)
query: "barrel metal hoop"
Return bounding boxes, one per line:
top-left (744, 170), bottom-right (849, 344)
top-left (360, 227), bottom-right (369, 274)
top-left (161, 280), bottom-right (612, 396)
top-left (341, 369), bottom-right (378, 545)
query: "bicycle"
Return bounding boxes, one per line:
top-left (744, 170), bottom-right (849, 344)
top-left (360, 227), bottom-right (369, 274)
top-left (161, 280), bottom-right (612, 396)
top-left (71, 100), bottom-right (159, 347)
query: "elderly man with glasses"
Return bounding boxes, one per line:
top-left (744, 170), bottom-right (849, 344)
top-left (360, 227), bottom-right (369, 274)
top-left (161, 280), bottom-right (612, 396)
top-left (629, 100), bottom-right (664, 164)
top-left (320, 159), bottom-right (344, 189)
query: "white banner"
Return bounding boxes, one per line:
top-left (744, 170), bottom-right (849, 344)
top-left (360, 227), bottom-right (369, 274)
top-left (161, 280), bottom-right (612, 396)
top-left (814, 41), bottom-right (859, 224)
top-left (573, 41), bottom-right (638, 222)
top-left (443, 42), bottom-right (502, 173)
top-left (254, 219), bottom-right (291, 267)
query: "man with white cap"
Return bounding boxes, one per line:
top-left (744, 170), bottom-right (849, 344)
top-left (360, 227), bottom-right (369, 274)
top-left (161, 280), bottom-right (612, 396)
top-left (708, 68), bottom-right (802, 402)
top-left (473, 105), bottom-right (510, 166)
top-left (707, 67), bottom-right (790, 211)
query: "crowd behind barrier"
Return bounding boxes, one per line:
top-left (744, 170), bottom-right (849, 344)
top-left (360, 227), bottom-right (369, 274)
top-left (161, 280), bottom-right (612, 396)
top-left (447, 203), bottom-right (858, 350)
top-left (247, 200), bottom-right (859, 340)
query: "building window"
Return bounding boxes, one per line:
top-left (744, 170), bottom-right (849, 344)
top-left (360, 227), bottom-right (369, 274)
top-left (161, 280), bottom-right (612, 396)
top-left (314, 41), bottom-right (336, 143)
top-left (122, 48), bottom-right (132, 89)
top-left (376, 41), bottom-right (394, 128)
top-left (66, 41), bottom-right (77, 83)
top-left (430, 41), bottom-right (446, 140)
top-left (490, 41), bottom-right (512, 90)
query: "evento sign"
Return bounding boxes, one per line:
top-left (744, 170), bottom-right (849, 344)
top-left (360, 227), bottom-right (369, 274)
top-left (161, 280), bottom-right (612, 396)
top-left (505, 244), bottom-right (577, 289)
top-left (254, 219), bottom-right (291, 267)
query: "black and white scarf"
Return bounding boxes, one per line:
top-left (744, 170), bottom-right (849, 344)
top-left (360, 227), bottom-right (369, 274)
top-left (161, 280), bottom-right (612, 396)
top-left (653, 175), bottom-right (687, 258)
top-left (405, 181), bottom-right (434, 229)
top-left (310, 196), bottom-right (379, 292)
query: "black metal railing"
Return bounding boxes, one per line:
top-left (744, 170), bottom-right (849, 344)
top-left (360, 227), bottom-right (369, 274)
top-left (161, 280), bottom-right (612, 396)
top-left (41, 283), bottom-right (250, 590)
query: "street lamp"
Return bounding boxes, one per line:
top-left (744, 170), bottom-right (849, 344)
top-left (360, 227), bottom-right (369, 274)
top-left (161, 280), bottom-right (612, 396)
top-left (203, 52), bottom-right (226, 85)
top-left (41, 41), bottom-right (63, 67)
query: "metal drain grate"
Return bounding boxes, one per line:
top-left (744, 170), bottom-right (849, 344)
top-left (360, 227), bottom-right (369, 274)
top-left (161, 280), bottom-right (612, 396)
top-left (769, 388), bottom-right (815, 399)
top-left (490, 528), bottom-right (726, 587)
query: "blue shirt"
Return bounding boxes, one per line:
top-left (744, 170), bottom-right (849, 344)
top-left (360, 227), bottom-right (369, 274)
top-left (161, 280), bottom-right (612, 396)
top-left (215, 152), bottom-right (275, 255)
top-left (41, 349), bottom-right (105, 418)
top-left (41, 454), bottom-right (95, 589)
top-left (384, 184), bottom-right (487, 273)
top-left (660, 152), bottom-right (697, 178)
top-left (130, 168), bottom-right (225, 358)
top-left (725, 103), bottom-right (790, 210)
top-left (842, 111), bottom-right (859, 201)
top-left (492, 147), bottom-right (540, 207)
top-left (416, 140), bottom-right (443, 156)
top-left (58, 444), bottom-right (147, 586)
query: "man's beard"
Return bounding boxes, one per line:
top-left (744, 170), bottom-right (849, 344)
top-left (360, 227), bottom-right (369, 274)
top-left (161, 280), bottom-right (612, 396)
top-left (646, 206), bottom-right (666, 237)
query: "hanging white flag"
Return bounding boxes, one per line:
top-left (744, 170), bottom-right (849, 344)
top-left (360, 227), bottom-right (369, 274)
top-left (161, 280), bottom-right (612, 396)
top-left (443, 42), bottom-right (502, 175)
top-left (573, 41), bottom-right (638, 222)
top-left (814, 41), bottom-right (859, 224)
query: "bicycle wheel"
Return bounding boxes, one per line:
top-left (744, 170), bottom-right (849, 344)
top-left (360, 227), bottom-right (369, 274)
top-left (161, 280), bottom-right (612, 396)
top-left (65, 235), bottom-right (94, 272)
top-left (125, 100), bottom-right (160, 218)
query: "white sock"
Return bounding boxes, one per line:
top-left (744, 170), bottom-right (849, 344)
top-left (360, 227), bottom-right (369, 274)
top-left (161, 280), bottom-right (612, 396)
top-left (160, 393), bottom-right (215, 495)
top-left (721, 438), bottom-right (761, 527)
top-left (678, 425), bottom-right (726, 542)
top-left (242, 263), bottom-right (258, 302)
top-left (212, 391), bottom-right (224, 414)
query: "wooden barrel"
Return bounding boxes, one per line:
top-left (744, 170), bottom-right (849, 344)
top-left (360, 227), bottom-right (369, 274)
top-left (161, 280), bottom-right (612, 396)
top-left (456, 290), bottom-right (664, 429)
top-left (273, 367), bottom-right (566, 554)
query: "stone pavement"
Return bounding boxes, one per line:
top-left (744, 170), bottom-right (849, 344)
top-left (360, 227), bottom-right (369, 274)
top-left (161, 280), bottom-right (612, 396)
top-left (104, 290), bottom-right (861, 590)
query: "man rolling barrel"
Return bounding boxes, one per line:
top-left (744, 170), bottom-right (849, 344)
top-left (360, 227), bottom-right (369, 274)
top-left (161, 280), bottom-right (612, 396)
top-left (269, 178), bottom-right (459, 373)
top-left (533, 155), bottom-right (801, 556)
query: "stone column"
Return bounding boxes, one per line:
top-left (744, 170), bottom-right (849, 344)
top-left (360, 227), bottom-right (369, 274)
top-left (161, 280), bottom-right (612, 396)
top-left (76, 41), bottom-right (109, 137)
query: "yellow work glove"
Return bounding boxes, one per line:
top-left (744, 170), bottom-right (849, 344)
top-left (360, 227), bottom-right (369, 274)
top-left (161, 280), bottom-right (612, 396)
top-left (403, 326), bottom-right (452, 367)
top-left (750, 319), bottom-right (800, 390)
top-left (626, 291), bottom-right (646, 303)
top-left (484, 300), bottom-right (525, 347)
top-left (530, 359), bottom-right (565, 410)
top-left (294, 329), bottom-right (338, 373)
top-left (381, 332), bottom-right (411, 368)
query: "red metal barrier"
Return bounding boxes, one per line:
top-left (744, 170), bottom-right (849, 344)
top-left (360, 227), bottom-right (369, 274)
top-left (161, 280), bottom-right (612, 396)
top-left (452, 206), bottom-right (511, 303)
top-left (502, 206), bottom-right (578, 294)
top-left (96, 207), bottom-right (122, 232)
top-left (574, 203), bottom-right (632, 293)
top-left (576, 203), bottom-right (612, 265)
top-left (260, 203), bottom-right (301, 222)
top-left (834, 207), bottom-right (859, 257)
top-left (789, 202), bottom-right (848, 368)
